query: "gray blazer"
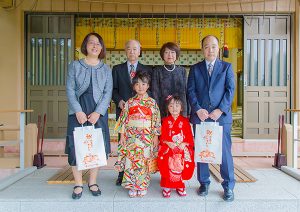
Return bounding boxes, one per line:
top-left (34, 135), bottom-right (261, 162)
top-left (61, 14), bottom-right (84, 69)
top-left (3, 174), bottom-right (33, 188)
top-left (66, 59), bottom-right (113, 116)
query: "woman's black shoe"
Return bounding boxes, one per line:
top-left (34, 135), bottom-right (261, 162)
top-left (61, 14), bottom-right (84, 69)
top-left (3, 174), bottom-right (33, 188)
top-left (72, 185), bottom-right (83, 199)
top-left (88, 184), bottom-right (101, 196)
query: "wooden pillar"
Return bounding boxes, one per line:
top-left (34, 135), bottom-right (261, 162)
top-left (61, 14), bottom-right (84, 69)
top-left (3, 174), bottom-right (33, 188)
top-left (294, 1), bottom-right (300, 126)
top-left (223, 48), bottom-right (238, 113)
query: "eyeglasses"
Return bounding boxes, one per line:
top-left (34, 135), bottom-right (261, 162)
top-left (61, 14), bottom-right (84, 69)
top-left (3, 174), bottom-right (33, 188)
top-left (88, 41), bottom-right (101, 47)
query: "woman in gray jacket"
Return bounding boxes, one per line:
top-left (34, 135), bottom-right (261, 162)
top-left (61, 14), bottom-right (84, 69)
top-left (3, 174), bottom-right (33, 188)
top-left (66, 32), bottom-right (113, 199)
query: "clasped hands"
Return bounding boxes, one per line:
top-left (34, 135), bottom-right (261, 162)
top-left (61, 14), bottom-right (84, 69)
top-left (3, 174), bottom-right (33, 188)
top-left (196, 108), bottom-right (223, 122)
top-left (75, 111), bottom-right (100, 125)
top-left (165, 141), bottom-right (188, 150)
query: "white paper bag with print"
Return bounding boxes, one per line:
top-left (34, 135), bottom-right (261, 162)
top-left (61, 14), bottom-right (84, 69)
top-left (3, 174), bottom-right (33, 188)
top-left (194, 122), bottom-right (223, 164)
top-left (73, 125), bottom-right (107, 170)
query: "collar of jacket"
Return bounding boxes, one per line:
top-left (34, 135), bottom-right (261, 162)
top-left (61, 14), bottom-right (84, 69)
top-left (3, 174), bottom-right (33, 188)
top-left (79, 58), bottom-right (104, 70)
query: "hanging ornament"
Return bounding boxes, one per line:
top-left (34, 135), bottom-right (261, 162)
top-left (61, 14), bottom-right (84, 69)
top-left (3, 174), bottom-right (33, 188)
top-left (223, 44), bottom-right (229, 58)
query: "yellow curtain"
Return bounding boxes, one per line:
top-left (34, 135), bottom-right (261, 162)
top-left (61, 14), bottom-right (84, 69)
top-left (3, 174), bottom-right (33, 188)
top-left (94, 26), bottom-right (115, 49)
top-left (179, 28), bottom-right (201, 49)
top-left (158, 28), bottom-right (176, 47)
top-left (115, 27), bottom-right (136, 49)
top-left (75, 18), bottom-right (243, 51)
top-left (200, 28), bottom-right (222, 48)
top-left (225, 27), bottom-right (242, 49)
top-left (139, 27), bottom-right (157, 49)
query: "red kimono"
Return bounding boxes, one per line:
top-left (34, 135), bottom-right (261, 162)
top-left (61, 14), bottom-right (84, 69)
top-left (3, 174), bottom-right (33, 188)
top-left (158, 115), bottom-right (195, 189)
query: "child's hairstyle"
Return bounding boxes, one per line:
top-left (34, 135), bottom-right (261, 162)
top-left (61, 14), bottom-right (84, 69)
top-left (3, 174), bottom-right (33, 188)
top-left (132, 71), bottom-right (151, 86)
top-left (165, 95), bottom-right (183, 114)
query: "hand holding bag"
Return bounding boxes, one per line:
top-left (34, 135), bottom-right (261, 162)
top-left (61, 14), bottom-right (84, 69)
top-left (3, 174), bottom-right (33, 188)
top-left (194, 122), bottom-right (223, 164)
top-left (73, 125), bottom-right (107, 170)
top-left (148, 145), bottom-right (158, 174)
top-left (148, 157), bottom-right (158, 174)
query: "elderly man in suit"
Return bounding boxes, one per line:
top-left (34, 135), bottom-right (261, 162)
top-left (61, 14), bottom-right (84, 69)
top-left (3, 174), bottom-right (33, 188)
top-left (112, 39), bottom-right (152, 186)
top-left (187, 35), bottom-right (235, 202)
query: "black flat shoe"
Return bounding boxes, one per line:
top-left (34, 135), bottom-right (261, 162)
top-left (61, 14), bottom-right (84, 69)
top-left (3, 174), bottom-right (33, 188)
top-left (223, 189), bottom-right (234, 202)
top-left (116, 171), bottom-right (124, 186)
top-left (72, 185), bottom-right (83, 200)
top-left (115, 177), bottom-right (122, 186)
top-left (198, 184), bottom-right (209, 196)
top-left (88, 184), bottom-right (101, 196)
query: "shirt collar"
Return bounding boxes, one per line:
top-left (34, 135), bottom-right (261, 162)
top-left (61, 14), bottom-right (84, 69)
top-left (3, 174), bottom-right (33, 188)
top-left (205, 59), bottom-right (216, 69)
top-left (127, 61), bottom-right (138, 71)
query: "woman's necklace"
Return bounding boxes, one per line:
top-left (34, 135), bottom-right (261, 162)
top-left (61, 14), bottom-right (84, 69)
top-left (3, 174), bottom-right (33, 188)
top-left (163, 64), bottom-right (176, 72)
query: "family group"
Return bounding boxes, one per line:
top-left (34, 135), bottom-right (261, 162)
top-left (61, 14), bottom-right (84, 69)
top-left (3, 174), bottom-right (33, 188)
top-left (65, 32), bottom-right (235, 202)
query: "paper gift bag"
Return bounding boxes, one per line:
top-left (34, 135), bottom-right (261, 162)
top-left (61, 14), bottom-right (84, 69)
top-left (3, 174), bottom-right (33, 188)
top-left (194, 122), bottom-right (223, 164)
top-left (73, 125), bottom-right (107, 170)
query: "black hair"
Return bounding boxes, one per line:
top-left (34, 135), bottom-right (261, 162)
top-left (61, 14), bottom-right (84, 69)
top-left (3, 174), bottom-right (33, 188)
top-left (165, 95), bottom-right (183, 114)
top-left (81, 32), bottom-right (106, 59)
top-left (132, 71), bottom-right (151, 87)
top-left (160, 42), bottom-right (180, 60)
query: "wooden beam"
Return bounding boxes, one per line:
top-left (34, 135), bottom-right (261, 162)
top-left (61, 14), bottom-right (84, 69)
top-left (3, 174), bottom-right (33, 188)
top-left (0, 0), bottom-right (13, 8)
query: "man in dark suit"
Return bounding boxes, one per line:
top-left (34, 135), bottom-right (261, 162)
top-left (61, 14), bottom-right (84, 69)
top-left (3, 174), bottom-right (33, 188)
top-left (187, 35), bottom-right (235, 202)
top-left (112, 39), bottom-right (152, 186)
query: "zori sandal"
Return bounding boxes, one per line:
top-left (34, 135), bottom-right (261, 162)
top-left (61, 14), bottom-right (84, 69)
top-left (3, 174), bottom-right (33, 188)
top-left (162, 188), bottom-right (171, 198)
top-left (176, 188), bottom-right (187, 197)
top-left (137, 189), bottom-right (147, 197)
top-left (128, 189), bottom-right (138, 198)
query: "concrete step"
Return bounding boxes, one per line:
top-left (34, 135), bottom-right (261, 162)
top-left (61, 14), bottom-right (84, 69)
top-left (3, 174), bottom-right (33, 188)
top-left (0, 168), bottom-right (299, 212)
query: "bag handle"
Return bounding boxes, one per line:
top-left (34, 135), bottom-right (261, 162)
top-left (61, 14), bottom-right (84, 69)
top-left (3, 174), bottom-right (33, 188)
top-left (80, 124), bottom-right (95, 140)
top-left (201, 120), bottom-right (218, 126)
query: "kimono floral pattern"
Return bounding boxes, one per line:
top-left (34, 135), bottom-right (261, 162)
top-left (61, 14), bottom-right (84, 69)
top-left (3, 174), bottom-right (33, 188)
top-left (158, 115), bottom-right (195, 188)
top-left (115, 94), bottom-right (161, 191)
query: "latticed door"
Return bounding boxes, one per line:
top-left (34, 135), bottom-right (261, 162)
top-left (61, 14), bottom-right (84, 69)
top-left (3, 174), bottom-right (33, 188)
top-left (26, 15), bottom-right (74, 138)
top-left (243, 16), bottom-right (290, 139)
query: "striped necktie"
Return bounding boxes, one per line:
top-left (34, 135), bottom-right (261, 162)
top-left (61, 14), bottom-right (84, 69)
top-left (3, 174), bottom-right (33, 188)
top-left (130, 64), bottom-right (136, 79)
top-left (208, 63), bottom-right (213, 76)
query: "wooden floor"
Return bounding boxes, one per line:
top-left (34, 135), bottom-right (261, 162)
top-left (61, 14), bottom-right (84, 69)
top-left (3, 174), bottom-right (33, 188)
top-left (209, 163), bottom-right (257, 183)
top-left (47, 166), bottom-right (89, 184)
top-left (47, 163), bottom-right (256, 184)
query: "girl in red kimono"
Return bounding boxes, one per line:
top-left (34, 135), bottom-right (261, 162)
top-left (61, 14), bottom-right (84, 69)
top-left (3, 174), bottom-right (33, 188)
top-left (158, 95), bottom-right (195, 198)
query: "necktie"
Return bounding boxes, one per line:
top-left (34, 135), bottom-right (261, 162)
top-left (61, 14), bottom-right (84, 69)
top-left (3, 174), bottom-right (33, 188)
top-left (208, 63), bottom-right (213, 76)
top-left (129, 64), bottom-right (136, 79)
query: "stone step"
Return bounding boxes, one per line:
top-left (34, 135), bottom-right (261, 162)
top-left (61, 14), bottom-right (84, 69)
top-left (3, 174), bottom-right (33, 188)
top-left (0, 169), bottom-right (299, 212)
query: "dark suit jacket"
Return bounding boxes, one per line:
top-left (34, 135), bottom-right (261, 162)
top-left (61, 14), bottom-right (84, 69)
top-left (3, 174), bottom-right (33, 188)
top-left (187, 59), bottom-right (235, 124)
top-left (112, 61), bottom-right (152, 119)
